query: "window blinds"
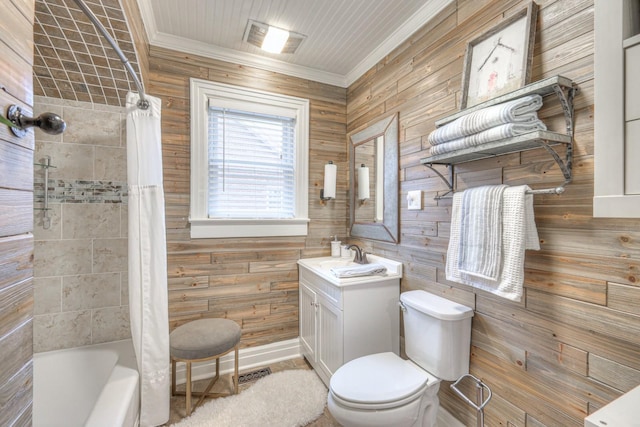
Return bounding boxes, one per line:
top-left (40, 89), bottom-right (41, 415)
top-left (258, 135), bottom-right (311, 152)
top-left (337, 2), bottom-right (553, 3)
top-left (207, 106), bottom-right (296, 219)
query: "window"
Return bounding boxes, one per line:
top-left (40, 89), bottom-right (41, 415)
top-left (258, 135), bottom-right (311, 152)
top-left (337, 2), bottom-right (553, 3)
top-left (190, 78), bottom-right (309, 238)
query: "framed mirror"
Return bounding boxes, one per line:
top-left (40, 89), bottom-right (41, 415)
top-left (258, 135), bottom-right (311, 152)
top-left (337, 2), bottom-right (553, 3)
top-left (349, 113), bottom-right (399, 243)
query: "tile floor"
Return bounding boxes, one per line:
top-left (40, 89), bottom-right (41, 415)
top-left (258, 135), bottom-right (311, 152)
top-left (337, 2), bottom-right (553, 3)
top-left (164, 357), bottom-right (341, 426)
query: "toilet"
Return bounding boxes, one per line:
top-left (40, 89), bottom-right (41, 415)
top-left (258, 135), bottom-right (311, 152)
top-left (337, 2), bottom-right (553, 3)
top-left (327, 290), bottom-right (474, 427)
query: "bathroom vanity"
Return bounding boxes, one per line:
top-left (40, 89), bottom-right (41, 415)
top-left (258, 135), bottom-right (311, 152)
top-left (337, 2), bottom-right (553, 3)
top-left (297, 255), bottom-right (402, 386)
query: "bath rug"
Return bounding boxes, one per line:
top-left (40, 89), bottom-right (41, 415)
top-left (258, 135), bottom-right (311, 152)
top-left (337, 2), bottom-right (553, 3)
top-left (171, 369), bottom-right (327, 427)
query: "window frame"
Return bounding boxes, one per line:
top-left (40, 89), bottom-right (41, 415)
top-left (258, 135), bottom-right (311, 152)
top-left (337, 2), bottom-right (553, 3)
top-left (189, 78), bottom-right (310, 238)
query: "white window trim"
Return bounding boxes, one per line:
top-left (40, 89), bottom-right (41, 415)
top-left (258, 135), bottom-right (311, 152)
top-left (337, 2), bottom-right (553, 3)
top-left (189, 78), bottom-right (310, 238)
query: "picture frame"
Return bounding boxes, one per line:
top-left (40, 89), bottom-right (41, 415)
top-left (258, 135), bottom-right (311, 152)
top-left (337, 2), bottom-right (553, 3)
top-left (460, 2), bottom-right (539, 109)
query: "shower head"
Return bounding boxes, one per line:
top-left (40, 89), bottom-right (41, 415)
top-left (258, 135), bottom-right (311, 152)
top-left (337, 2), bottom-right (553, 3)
top-left (6, 105), bottom-right (67, 138)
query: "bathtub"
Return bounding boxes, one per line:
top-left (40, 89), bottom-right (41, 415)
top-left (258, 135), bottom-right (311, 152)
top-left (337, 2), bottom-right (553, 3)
top-left (33, 339), bottom-right (139, 427)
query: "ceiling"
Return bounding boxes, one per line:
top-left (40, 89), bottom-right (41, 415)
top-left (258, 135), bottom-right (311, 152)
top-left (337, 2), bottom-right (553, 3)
top-left (137, 0), bottom-right (452, 87)
top-left (32, 0), bottom-right (452, 108)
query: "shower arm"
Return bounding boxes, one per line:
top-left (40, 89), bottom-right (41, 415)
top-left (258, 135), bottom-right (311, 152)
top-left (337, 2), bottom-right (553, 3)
top-left (72, 0), bottom-right (149, 110)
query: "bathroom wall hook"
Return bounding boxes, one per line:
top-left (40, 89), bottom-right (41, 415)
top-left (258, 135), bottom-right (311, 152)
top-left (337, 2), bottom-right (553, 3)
top-left (6, 105), bottom-right (67, 138)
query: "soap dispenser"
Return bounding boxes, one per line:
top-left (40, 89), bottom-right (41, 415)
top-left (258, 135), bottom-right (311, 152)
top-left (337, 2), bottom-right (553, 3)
top-left (331, 235), bottom-right (341, 257)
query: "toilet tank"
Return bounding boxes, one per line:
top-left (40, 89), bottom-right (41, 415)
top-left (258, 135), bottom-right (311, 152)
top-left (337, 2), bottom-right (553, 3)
top-left (400, 290), bottom-right (474, 381)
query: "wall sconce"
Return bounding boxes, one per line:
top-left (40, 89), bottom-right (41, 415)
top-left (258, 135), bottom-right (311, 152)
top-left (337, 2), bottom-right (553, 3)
top-left (2, 105), bottom-right (66, 138)
top-left (358, 163), bottom-right (370, 202)
top-left (321, 160), bottom-right (336, 202)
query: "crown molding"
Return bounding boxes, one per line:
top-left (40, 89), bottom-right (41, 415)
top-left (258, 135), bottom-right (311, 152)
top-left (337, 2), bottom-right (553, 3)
top-left (151, 31), bottom-right (347, 87)
top-left (135, 0), bottom-right (453, 88)
top-left (344, 0), bottom-right (454, 86)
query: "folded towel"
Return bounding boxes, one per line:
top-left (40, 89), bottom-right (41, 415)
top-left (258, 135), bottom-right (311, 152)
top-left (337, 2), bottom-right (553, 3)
top-left (458, 185), bottom-right (507, 281)
top-left (429, 121), bottom-right (547, 156)
top-left (331, 263), bottom-right (387, 278)
top-left (446, 185), bottom-right (540, 302)
top-left (428, 94), bottom-right (544, 146)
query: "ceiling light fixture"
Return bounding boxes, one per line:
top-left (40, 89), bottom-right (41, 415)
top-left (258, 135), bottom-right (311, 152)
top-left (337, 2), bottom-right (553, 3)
top-left (243, 20), bottom-right (306, 54)
top-left (262, 26), bottom-right (289, 54)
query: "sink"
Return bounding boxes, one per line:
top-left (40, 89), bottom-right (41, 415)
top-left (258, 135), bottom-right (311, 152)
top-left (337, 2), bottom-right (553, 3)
top-left (298, 254), bottom-right (403, 286)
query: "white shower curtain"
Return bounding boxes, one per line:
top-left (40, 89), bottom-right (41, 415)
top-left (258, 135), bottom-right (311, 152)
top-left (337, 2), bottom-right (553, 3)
top-left (126, 92), bottom-right (170, 426)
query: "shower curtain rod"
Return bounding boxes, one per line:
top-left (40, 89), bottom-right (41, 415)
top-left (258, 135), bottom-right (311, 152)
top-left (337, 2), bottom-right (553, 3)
top-left (72, 0), bottom-right (149, 110)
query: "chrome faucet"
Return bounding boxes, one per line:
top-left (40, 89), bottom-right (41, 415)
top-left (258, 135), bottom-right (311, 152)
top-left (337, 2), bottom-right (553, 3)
top-left (346, 244), bottom-right (368, 264)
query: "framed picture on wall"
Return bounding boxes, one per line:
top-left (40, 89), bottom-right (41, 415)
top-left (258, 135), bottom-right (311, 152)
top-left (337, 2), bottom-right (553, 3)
top-left (460, 2), bottom-right (539, 109)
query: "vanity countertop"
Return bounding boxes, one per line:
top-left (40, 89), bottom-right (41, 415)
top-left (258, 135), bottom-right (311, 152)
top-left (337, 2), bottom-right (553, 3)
top-left (584, 383), bottom-right (640, 426)
top-left (297, 254), bottom-right (402, 287)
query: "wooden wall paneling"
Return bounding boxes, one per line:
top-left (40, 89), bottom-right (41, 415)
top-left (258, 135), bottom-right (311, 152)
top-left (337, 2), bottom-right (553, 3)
top-left (0, 319), bottom-right (33, 393)
top-left (149, 46), bottom-right (347, 347)
top-left (471, 346), bottom-right (587, 427)
top-left (588, 353), bottom-right (640, 393)
top-left (0, 186), bottom-right (33, 237)
top-left (0, 0), bottom-right (34, 422)
top-left (0, 235), bottom-right (33, 292)
top-left (481, 290), bottom-right (640, 368)
top-left (150, 44), bottom-right (347, 348)
top-left (0, 41), bottom-right (33, 106)
top-left (120, 0), bottom-right (149, 85)
top-left (0, 141), bottom-right (34, 191)
top-left (344, 0), bottom-right (640, 422)
top-left (0, 279), bottom-right (33, 340)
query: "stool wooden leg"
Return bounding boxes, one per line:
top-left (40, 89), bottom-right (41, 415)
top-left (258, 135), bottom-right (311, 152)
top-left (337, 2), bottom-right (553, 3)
top-left (186, 362), bottom-right (192, 416)
top-left (233, 346), bottom-right (239, 394)
top-left (171, 359), bottom-right (177, 396)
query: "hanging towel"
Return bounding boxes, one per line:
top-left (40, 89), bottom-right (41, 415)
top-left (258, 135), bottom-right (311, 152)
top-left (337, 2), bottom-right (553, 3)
top-left (458, 185), bottom-right (507, 281)
top-left (428, 94), bottom-right (544, 146)
top-left (331, 263), bottom-right (387, 278)
top-left (429, 121), bottom-right (547, 156)
top-left (446, 185), bottom-right (540, 302)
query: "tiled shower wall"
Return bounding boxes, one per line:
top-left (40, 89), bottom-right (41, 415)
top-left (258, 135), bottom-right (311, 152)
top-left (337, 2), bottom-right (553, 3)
top-left (32, 95), bottom-right (130, 352)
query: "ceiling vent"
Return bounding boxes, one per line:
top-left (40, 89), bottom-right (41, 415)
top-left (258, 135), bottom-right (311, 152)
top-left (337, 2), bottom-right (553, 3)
top-left (243, 20), bottom-right (306, 54)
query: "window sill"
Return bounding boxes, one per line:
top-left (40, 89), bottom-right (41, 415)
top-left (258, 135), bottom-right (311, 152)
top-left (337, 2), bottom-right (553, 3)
top-left (189, 218), bottom-right (310, 238)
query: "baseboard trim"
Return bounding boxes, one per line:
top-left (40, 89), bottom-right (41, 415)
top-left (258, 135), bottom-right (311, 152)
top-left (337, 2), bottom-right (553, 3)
top-left (173, 338), bottom-right (302, 385)
top-left (437, 407), bottom-right (465, 427)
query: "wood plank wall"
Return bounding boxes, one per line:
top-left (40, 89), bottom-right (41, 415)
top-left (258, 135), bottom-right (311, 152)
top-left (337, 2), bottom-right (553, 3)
top-left (0, 0), bottom-right (35, 425)
top-left (347, 0), bottom-right (640, 425)
top-left (147, 46), bottom-right (348, 347)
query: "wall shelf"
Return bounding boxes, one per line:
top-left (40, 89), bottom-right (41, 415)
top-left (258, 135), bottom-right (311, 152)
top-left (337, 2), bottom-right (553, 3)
top-left (421, 75), bottom-right (577, 197)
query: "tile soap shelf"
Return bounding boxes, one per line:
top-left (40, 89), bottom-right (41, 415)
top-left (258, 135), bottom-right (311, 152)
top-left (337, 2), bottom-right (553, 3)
top-left (421, 75), bottom-right (577, 198)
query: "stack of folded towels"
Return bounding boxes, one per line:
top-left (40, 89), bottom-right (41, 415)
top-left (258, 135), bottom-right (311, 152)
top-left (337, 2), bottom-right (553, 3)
top-left (427, 94), bottom-right (547, 156)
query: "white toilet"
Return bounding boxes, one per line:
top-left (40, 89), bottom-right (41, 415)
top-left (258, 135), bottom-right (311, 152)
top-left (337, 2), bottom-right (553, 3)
top-left (327, 290), bottom-right (474, 427)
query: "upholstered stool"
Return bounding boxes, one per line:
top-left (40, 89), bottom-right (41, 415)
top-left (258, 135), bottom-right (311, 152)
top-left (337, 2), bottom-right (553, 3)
top-left (170, 318), bottom-right (241, 415)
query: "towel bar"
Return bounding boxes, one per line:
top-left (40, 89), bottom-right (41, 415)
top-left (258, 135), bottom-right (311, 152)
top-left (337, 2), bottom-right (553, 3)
top-left (434, 185), bottom-right (565, 200)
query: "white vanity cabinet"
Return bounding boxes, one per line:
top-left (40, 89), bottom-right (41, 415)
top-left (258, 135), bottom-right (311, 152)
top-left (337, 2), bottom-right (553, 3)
top-left (297, 256), bottom-right (402, 387)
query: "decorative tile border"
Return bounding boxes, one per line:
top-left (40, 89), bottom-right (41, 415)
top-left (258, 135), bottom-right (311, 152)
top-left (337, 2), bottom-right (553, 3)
top-left (34, 179), bottom-right (127, 204)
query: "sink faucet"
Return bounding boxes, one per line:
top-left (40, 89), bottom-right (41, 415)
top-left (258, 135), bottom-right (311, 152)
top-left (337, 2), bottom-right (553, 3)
top-left (346, 244), bottom-right (368, 264)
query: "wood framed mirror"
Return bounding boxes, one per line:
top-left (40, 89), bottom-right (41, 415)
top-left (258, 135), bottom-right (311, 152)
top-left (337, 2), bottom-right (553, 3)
top-left (349, 113), bottom-right (399, 243)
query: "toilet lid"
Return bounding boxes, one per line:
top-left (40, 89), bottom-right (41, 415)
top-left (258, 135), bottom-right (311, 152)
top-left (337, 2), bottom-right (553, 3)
top-left (330, 352), bottom-right (431, 405)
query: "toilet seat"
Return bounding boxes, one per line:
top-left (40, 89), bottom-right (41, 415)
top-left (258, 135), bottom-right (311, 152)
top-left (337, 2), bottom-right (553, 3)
top-left (329, 352), bottom-right (438, 410)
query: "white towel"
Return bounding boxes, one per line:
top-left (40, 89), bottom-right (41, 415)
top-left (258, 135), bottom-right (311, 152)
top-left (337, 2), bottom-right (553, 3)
top-left (428, 94), bottom-right (544, 146)
top-left (429, 121), bottom-right (547, 156)
top-left (458, 185), bottom-right (507, 281)
top-left (446, 185), bottom-right (540, 302)
top-left (331, 263), bottom-right (387, 278)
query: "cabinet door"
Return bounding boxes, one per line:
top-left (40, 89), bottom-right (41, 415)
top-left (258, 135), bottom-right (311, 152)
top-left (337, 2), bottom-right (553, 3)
top-left (299, 282), bottom-right (317, 361)
top-left (317, 298), bottom-right (343, 380)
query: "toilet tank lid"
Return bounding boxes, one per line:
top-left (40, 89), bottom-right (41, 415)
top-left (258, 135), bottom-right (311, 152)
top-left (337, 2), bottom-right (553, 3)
top-left (400, 290), bottom-right (474, 320)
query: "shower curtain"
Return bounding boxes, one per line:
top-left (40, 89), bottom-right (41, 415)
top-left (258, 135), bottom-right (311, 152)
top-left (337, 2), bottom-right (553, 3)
top-left (126, 92), bottom-right (170, 426)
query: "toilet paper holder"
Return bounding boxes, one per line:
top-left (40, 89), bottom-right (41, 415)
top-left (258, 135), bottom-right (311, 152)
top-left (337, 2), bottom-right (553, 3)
top-left (450, 373), bottom-right (492, 427)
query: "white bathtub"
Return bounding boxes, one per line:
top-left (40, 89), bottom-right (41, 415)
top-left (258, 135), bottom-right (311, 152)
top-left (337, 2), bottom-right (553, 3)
top-left (33, 339), bottom-right (139, 427)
